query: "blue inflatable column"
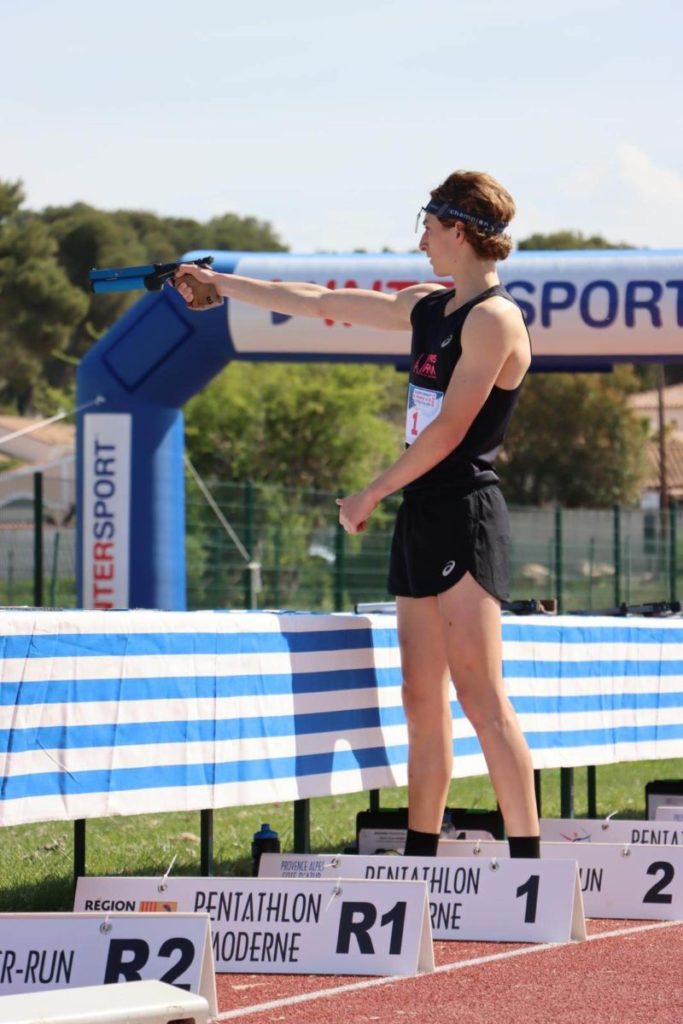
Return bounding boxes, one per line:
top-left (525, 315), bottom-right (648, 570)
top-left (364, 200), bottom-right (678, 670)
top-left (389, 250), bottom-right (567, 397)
top-left (76, 285), bottom-right (233, 610)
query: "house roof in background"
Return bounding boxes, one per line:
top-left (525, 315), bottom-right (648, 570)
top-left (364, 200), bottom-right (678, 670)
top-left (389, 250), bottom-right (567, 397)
top-left (630, 384), bottom-right (683, 411)
top-left (644, 430), bottom-right (683, 495)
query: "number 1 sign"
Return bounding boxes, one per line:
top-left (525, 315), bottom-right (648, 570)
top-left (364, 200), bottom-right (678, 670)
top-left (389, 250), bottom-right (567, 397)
top-left (259, 854), bottom-right (586, 944)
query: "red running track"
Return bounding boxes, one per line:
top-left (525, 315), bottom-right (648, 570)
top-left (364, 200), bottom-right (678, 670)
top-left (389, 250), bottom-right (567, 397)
top-left (213, 919), bottom-right (682, 1024)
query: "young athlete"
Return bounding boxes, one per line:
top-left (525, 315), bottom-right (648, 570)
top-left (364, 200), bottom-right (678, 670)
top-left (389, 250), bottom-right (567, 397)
top-left (174, 170), bottom-right (540, 858)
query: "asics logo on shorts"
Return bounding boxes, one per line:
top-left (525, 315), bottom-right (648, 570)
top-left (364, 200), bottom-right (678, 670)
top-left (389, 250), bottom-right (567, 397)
top-left (442, 560), bottom-right (456, 576)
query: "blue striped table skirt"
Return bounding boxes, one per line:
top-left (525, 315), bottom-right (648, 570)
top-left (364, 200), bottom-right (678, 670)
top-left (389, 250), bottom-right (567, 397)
top-left (1, 609), bottom-right (682, 827)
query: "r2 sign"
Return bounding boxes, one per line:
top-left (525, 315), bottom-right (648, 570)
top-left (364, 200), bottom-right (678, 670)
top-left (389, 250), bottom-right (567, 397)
top-left (103, 935), bottom-right (195, 987)
top-left (0, 913), bottom-right (216, 1012)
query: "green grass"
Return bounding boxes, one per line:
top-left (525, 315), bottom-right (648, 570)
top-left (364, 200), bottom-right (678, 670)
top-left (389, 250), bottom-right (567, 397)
top-left (2, 758), bottom-right (680, 913)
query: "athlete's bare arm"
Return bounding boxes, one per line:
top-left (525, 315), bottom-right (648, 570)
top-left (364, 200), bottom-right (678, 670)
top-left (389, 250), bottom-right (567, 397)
top-left (337, 298), bottom-right (530, 532)
top-left (173, 262), bottom-right (444, 331)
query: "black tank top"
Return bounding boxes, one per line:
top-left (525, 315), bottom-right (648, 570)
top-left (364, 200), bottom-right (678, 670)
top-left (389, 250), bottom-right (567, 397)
top-left (404, 283), bottom-right (529, 494)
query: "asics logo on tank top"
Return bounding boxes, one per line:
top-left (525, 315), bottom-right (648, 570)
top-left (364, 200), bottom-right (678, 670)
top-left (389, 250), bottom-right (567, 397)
top-left (440, 333), bottom-right (454, 348)
top-left (413, 353), bottom-right (438, 378)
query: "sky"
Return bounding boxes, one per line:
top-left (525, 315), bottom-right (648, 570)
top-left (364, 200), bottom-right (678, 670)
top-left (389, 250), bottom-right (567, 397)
top-left (2, 0), bottom-right (681, 254)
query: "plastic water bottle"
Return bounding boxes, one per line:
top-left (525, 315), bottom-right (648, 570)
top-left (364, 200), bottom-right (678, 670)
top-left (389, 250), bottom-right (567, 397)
top-left (251, 823), bottom-right (280, 876)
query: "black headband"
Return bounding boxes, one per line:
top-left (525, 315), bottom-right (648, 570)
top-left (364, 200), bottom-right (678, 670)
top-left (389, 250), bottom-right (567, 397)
top-left (419, 199), bottom-right (508, 236)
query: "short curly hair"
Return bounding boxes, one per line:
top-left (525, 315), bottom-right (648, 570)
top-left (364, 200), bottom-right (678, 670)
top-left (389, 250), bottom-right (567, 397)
top-left (429, 170), bottom-right (516, 261)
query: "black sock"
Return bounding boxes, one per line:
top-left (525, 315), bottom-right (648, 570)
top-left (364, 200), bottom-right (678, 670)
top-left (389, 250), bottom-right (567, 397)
top-left (508, 835), bottom-right (541, 858)
top-left (403, 828), bottom-right (440, 857)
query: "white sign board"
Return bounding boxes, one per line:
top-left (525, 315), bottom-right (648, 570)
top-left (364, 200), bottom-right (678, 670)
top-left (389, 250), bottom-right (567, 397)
top-left (74, 876), bottom-right (434, 977)
top-left (82, 413), bottom-right (131, 609)
top-left (0, 980), bottom-right (209, 1024)
top-left (438, 839), bottom-right (683, 920)
top-left (655, 806), bottom-right (683, 822)
top-left (648, 791), bottom-right (683, 820)
top-left (539, 816), bottom-right (683, 847)
top-left (0, 913), bottom-right (216, 1013)
top-left (259, 853), bottom-right (586, 944)
top-left (543, 842), bottom-right (683, 920)
top-left (358, 828), bottom-right (493, 855)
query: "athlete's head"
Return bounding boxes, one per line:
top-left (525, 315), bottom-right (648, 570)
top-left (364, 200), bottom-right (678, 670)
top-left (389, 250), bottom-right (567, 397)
top-left (424, 170), bottom-right (515, 261)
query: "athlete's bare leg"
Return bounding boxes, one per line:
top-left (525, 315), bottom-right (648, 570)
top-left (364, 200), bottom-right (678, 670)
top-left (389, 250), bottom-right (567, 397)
top-left (398, 575), bottom-right (538, 838)
top-left (438, 572), bottom-right (539, 836)
top-left (397, 595), bottom-right (453, 834)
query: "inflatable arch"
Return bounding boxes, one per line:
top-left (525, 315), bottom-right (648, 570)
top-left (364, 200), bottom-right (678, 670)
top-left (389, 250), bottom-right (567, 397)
top-left (76, 249), bottom-right (683, 610)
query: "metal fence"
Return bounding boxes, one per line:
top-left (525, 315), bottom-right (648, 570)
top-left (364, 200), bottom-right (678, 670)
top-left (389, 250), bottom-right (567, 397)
top-left (185, 478), bottom-right (682, 615)
top-left (0, 471), bottom-right (680, 613)
top-left (0, 470), bottom-right (77, 606)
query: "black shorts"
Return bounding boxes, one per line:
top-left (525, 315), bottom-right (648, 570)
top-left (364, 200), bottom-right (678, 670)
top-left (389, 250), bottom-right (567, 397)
top-left (387, 484), bottom-right (510, 601)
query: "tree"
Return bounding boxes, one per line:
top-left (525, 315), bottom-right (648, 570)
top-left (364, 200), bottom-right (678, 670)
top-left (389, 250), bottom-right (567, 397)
top-left (39, 203), bottom-right (149, 384)
top-left (498, 230), bottom-right (649, 507)
top-left (517, 230), bottom-right (633, 251)
top-left (0, 181), bottom-right (88, 412)
top-left (185, 361), bottom-right (402, 493)
top-left (205, 213), bottom-right (286, 253)
top-left (10, 193), bottom-right (288, 405)
top-left (498, 368), bottom-right (649, 507)
top-left (184, 361), bottom-right (405, 608)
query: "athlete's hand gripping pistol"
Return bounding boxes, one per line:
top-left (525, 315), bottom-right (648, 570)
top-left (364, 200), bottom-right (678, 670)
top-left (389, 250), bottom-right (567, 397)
top-left (89, 255), bottom-right (223, 310)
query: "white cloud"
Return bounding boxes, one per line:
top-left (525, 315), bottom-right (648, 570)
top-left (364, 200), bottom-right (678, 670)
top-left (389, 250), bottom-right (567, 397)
top-left (617, 143), bottom-right (683, 205)
top-left (559, 162), bottom-right (610, 200)
top-left (519, 145), bottom-right (683, 248)
top-left (612, 144), bottom-right (683, 247)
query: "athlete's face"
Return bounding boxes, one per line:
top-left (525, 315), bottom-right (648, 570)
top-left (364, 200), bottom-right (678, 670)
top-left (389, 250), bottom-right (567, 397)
top-left (419, 213), bottom-right (462, 277)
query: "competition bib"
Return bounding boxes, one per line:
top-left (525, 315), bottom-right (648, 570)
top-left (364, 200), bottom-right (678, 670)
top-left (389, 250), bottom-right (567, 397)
top-left (405, 384), bottom-right (444, 444)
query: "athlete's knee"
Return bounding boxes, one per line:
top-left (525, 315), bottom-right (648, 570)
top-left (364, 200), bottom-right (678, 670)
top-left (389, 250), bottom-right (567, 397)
top-left (401, 676), bottom-right (430, 718)
top-left (401, 676), bottom-right (447, 725)
top-left (454, 680), bottom-right (510, 733)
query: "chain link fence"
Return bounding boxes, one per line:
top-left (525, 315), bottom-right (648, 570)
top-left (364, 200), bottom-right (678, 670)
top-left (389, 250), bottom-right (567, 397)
top-left (0, 471), bottom-right (680, 613)
top-left (0, 500), bottom-right (77, 607)
top-left (186, 477), bottom-right (683, 614)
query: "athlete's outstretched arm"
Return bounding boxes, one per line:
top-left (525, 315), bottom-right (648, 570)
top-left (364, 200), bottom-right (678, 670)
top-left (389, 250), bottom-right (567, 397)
top-left (337, 300), bottom-right (526, 532)
top-left (174, 262), bottom-right (443, 331)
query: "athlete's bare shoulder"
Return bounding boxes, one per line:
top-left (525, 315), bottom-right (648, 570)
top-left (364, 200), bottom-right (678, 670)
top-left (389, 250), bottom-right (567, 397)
top-left (464, 294), bottom-right (531, 385)
top-left (401, 282), bottom-right (448, 302)
top-left (393, 282), bottom-right (448, 323)
top-left (473, 292), bottom-right (524, 323)
top-left (467, 293), bottom-right (528, 342)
